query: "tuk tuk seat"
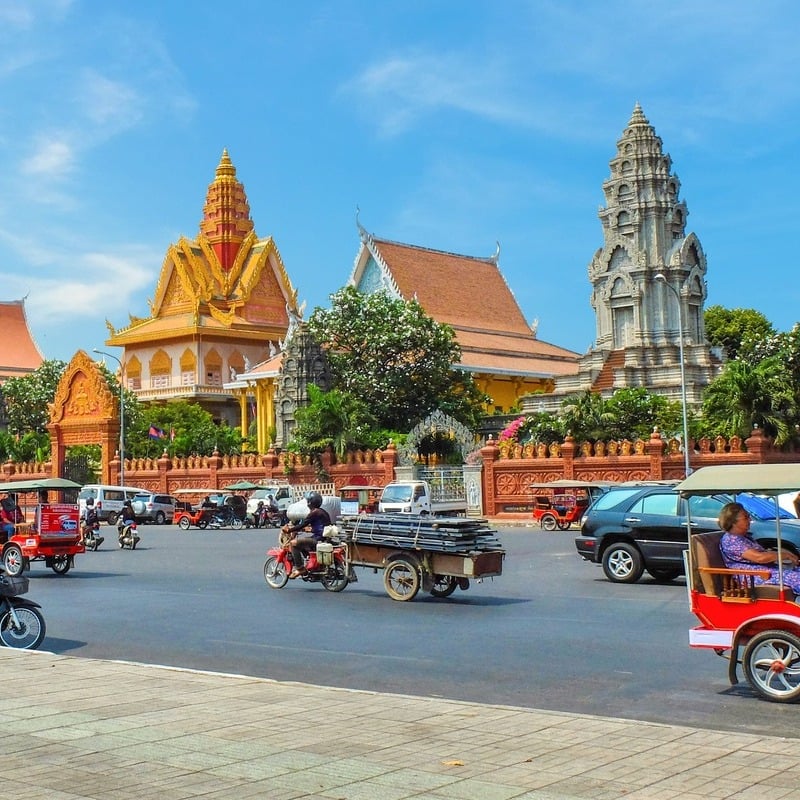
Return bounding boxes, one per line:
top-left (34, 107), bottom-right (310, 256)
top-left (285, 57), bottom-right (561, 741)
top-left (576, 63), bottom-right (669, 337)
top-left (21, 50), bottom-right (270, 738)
top-left (691, 530), bottom-right (795, 603)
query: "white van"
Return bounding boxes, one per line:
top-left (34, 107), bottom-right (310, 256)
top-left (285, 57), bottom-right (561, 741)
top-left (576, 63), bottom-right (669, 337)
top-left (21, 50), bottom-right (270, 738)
top-left (78, 484), bottom-right (147, 525)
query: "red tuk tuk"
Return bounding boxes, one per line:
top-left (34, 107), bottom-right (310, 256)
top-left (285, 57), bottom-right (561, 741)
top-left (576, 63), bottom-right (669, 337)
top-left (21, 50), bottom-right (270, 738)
top-left (529, 480), bottom-right (610, 530)
top-left (679, 464), bottom-right (800, 703)
top-left (0, 478), bottom-right (84, 576)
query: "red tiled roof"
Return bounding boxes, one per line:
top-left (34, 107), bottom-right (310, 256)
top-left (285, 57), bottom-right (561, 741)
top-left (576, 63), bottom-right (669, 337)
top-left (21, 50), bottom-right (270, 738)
top-left (367, 239), bottom-right (580, 378)
top-left (0, 300), bottom-right (44, 380)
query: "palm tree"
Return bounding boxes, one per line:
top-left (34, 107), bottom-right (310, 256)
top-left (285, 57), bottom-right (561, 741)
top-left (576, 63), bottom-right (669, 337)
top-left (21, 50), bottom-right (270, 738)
top-left (701, 357), bottom-right (795, 444)
top-left (559, 391), bottom-right (612, 441)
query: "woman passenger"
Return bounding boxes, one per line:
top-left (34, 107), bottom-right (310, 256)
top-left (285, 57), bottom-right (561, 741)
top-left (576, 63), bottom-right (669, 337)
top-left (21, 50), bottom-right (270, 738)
top-left (718, 501), bottom-right (800, 593)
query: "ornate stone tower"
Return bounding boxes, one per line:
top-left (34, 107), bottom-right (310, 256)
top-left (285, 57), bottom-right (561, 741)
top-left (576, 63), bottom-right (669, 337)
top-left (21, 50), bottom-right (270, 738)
top-left (527, 103), bottom-right (720, 412)
top-left (273, 322), bottom-right (332, 448)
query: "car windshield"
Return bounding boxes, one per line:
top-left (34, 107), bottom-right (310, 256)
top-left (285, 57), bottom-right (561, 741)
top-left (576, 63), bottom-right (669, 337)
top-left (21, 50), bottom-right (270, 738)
top-left (382, 485), bottom-right (412, 503)
top-left (133, 494), bottom-right (151, 501)
top-left (589, 488), bottom-right (642, 511)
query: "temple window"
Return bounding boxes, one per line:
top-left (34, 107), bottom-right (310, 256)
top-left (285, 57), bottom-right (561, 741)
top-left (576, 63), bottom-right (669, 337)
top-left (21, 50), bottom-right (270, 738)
top-left (205, 348), bottom-right (222, 386)
top-left (149, 349), bottom-right (172, 390)
top-left (181, 372), bottom-right (194, 386)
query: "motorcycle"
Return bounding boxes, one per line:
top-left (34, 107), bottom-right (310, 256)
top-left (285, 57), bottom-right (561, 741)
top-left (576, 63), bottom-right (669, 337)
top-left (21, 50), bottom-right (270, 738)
top-left (251, 505), bottom-right (283, 529)
top-left (117, 520), bottom-right (140, 549)
top-left (263, 527), bottom-right (353, 592)
top-left (0, 573), bottom-right (46, 649)
top-left (207, 506), bottom-right (244, 530)
top-left (80, 518), bottom-right (105, 551)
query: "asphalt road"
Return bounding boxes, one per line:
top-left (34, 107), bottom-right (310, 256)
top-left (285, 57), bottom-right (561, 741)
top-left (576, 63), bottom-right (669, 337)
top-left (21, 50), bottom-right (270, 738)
top-left (20, 522), bottom-right (800, 738)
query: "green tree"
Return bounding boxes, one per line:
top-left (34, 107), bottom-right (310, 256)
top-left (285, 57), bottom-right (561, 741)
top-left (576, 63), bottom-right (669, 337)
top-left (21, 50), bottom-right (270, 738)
top-left (700, 357), bottom-right (795, 444)
top-left (559, 391), bottom-right (611, 442)
top-left (603, 388), bottom-right (685, 442)
top-left (289, 385), bottom-right (386, 460)
top-left (1, 359), bottom-right (67, 435)
top-left (308, 287), bottom-right (487, 431)
top-left (704, 306), bottom-right (775, 361)
top-left (125, 400), bottom-right (244, 457)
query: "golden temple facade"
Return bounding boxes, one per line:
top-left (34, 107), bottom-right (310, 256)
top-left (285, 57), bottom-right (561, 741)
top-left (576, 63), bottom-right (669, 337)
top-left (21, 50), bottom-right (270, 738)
top-left (105, 150), bottom-right (298, 429)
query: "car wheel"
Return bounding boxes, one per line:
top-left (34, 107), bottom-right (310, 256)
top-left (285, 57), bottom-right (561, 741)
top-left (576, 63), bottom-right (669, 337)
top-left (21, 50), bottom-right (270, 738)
top-left (107, 512), bottom-right (118, 526)
top-left (155, 511), bottom-right (166, 525)
top-left (646, 566), bottom-right (682, 582)
top-left (601, 542), bottom-right (644, 583)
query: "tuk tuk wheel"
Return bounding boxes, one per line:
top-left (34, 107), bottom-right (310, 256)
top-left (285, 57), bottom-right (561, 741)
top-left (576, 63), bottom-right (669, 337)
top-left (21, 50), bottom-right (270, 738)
top-left (51, 555), bottom-right (71, 575)
top-left (430, 575), bottom-right (458, 598)
top-left (743, 629), bottom-right (800, 703)
top-left (540, 513), bottom-right (558, 531)
top-left (384, 558), bottom-right (420, 601)
top-left (178, 517), bottom-right (191, 530)
top-left (556, 519), bottom-right (572, 530)
top-left (2, 545), bottom-right (25, 576)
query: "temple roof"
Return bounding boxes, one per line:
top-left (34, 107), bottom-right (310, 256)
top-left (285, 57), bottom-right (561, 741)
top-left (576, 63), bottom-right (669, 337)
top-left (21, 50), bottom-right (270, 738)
top-left (106, 151), bottom-right (300, 347)
top-left (349, 232), bottom-right (580, 379)
top-left (0, 299), bottom-right (44, 381)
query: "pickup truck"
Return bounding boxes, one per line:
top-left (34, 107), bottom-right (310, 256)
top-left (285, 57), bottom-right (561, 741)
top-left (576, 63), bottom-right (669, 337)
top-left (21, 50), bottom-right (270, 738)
top-left (378, 480), bottom-right (467, 516)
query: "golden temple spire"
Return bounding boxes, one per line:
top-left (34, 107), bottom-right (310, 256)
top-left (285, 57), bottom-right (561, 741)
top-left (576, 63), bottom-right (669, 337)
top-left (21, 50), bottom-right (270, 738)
top-left (199, 149), bottom-right (254, 271)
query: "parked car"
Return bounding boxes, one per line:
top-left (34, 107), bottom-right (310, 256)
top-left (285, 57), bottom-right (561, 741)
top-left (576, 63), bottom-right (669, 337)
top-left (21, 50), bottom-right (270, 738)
top-left (131, 493), bottom-right (177, 525)
top-left (575, 484), bottom-right (800, 584)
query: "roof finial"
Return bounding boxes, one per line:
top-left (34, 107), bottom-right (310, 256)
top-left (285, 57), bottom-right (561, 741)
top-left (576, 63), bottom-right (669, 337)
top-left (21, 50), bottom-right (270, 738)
top-left (628, 102), bottom-right (649, 127)
top-left (489, 240), bottom-right (501, 264)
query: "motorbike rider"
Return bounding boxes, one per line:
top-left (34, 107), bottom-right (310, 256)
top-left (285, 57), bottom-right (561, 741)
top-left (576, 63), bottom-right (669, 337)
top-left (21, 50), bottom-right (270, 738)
top-left (117, 499), bottom-right (137, 541)
top-left (81, 497), bottom-right (103, 547)
top-left (254, 500), bottom-right (266, 528)
top-left (282, 491), bottom-right (331, 579)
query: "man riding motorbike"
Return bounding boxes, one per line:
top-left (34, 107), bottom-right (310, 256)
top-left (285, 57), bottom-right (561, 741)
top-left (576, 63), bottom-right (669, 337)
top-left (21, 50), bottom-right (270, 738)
top-left (81, 497), bottom-right (104, 547)
top-left (281, 491), bottom-right (331, 579)
top-left (117, 499), bottom-right (138, 545)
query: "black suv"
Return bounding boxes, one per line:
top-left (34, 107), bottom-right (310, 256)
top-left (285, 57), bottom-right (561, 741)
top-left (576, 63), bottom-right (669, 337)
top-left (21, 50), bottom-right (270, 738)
top-left (575, 484), bottom-right (800, 583)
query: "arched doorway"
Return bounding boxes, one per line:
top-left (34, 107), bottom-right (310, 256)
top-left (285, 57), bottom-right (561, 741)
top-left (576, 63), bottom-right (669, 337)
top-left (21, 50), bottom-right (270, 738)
top-left (47, 350), bottom-right (119, 484)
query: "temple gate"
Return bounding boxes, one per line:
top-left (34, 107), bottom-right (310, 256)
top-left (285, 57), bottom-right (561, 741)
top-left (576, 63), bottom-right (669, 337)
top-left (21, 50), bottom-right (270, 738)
top-left (47, 350), bottom-right (119, 484)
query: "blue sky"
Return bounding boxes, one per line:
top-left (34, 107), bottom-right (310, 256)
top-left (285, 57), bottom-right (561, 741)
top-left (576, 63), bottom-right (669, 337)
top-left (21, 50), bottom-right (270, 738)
top-left (1, 0), bottom-right (799, 364)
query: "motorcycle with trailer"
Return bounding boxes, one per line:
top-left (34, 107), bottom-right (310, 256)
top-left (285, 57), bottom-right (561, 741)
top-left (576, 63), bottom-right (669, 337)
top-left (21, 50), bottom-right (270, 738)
top-left (263, 513), bottom-right (505, 601)
top-left (680, 463), bottom-right (800, 703)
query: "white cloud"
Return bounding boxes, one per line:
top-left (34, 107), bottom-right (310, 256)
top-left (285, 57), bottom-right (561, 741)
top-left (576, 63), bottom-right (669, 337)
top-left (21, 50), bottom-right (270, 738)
top-left (1, 245), bottom-right (158, 324)
top-left (21, 135), bottom-right (76, 179)
top-left (79, 69), bottom-right (144, 131)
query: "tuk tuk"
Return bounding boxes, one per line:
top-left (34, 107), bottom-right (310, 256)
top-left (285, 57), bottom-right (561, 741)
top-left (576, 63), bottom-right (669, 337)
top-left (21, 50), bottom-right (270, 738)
top-left (0, 478), bottom-right (84, 576)
top-left (529, 480), bottom-right (610, 530)
top-left (339, 485), bottom-right (383, 515)
top-left (678, 464), bottom-right (800, 703)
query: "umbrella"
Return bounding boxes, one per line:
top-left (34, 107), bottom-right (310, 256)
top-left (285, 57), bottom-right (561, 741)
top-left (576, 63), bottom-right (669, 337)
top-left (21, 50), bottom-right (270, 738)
top-left (223, 480), bottom-right (262, 491)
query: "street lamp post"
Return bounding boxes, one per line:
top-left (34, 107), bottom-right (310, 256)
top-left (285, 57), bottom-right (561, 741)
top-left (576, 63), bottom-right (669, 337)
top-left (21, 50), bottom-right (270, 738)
top-left (93, 349), bottom-right (125, 486)
top-left (654, 274), bottom-right (691, 477)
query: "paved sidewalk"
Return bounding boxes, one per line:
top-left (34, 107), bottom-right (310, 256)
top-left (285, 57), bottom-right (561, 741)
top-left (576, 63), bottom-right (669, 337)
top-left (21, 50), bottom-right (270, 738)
top-left (1, 649), bottom-right (799, 800)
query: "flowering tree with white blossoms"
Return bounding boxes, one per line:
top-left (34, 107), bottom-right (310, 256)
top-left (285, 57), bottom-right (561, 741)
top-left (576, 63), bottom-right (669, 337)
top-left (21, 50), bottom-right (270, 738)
top-left (308, 287), bottom-right (487, 432)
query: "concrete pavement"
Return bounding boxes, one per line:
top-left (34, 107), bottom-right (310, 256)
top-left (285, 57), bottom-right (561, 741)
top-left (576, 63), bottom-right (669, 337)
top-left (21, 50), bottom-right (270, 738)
top-left (1, 648), bottom-right (799, 799)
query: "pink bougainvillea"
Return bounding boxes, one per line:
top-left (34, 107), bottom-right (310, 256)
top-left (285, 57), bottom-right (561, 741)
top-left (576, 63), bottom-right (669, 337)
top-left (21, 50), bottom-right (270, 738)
top-left (498, 415), bottom-right (527, 442)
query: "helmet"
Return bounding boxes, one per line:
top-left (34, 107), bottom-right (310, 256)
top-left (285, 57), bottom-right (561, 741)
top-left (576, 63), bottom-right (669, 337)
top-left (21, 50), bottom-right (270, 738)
top-left (307, 491), bottom-right (323, 509)
top-left (124, 499), bottom-right (132, 507)
top-left (86, 498), bottom-right (94, 506)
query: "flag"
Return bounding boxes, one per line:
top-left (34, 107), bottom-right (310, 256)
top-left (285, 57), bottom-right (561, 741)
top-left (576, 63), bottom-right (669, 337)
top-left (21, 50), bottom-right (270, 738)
top-left (148, 425), bottom-right (166, 440)
top-left (169, 427), bottom-right (175, 442)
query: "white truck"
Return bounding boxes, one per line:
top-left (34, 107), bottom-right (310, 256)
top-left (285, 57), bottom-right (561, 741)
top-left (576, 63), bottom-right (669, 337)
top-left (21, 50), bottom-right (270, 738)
top-left (378, 480), bottom-right (467, 516)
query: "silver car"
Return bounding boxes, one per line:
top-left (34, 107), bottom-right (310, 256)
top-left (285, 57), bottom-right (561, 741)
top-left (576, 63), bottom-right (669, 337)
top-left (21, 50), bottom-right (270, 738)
top-left (131, 493), bottom-right (176, 525)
